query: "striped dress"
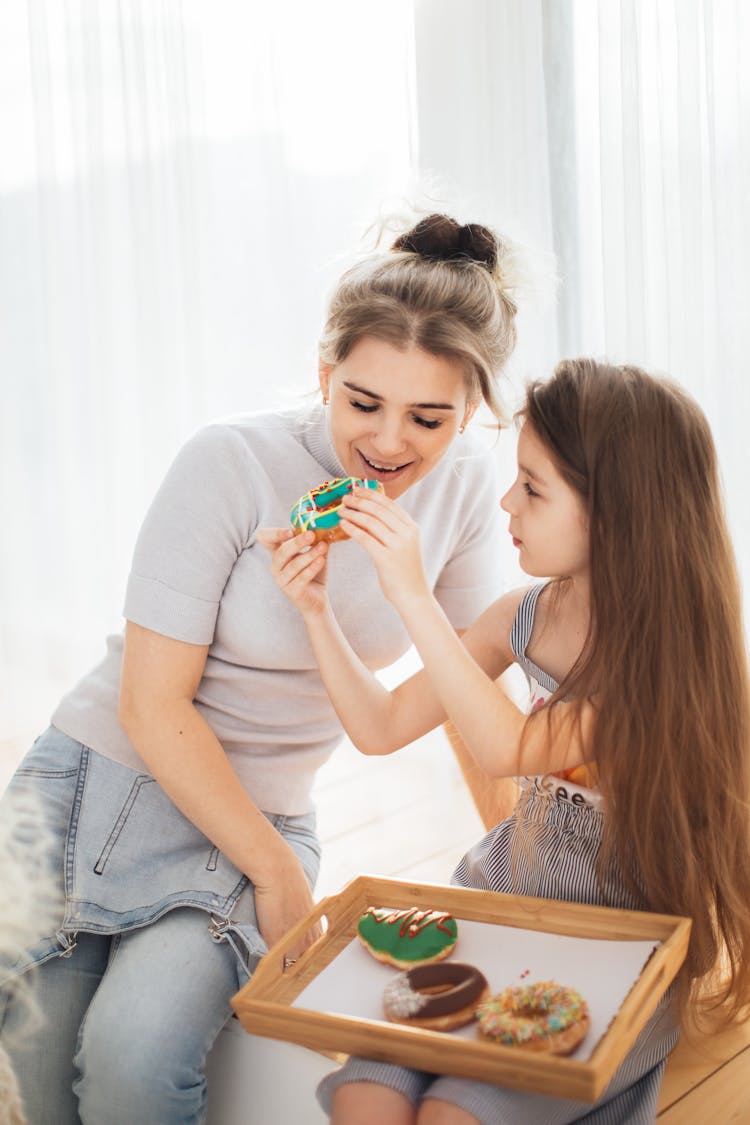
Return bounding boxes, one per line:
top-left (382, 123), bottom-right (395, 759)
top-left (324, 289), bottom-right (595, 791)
top-left (317, 585), bottom-right (679, 1124)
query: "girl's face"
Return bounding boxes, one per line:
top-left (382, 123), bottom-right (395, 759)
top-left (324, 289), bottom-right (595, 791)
top-left (319, 335), bottom-right (477, 499)
top-left (501, 423), bottom-right (590, 580)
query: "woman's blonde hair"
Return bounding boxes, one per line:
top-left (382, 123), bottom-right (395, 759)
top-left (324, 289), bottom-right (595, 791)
top-left (319, 214), bottom-right (519, 423)
top-left (523, 358), bottom-right (750, 1025)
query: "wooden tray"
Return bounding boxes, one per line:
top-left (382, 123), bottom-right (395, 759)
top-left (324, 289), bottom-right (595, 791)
top-left (231, 875), bottom-right (690, 1101)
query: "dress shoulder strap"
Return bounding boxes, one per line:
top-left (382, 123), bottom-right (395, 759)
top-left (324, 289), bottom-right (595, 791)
top-left (509, 583), bottom-right (548, 662)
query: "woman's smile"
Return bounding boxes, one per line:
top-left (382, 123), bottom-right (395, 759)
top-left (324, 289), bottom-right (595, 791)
top-left (355, 449), bottom-right (415, 483)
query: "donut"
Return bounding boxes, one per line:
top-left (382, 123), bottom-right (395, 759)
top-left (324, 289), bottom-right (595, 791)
top-left (476, 980), bottom-right (590, 1055)
top-left (290, 477), bottom-right (383, 542)
top-left (382, 961), bottom-right (489, 1031)
top-left (357, 907), bottom-right (458, 969)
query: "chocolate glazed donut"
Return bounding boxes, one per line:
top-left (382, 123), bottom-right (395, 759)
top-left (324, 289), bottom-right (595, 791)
top-left (382, 962), bottom-right (490, 1031)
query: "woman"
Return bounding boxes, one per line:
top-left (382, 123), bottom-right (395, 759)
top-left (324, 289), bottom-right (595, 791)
top-left (0, 213), bottom-right (520, 1124)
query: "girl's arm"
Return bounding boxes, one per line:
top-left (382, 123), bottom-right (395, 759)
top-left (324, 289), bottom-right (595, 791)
top-left (118, 622), bottom-right (319, 955)
top-left (262, 497), bottom-right (593, 777)
top-left (258, 527), bottom-right (454, 753)
top-left (335, 487), bottom-right (594, 777)
top-left (391, 578), bottom-right (592, 777)
top-left (443, 717), bottom-right (520, 829)
top-left (260, 526), bottom-right (530, 774)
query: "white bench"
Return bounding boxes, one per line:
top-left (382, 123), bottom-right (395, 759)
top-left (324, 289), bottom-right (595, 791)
top-left (205, 1017), bottom-right (330, 1124)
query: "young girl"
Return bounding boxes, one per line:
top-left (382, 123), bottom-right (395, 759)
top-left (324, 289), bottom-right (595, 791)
top-left (265, 358), bottom-right (750, 1124)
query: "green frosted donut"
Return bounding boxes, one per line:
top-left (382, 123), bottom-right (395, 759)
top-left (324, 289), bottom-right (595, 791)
top-left (358, 907), bottom-right (458, 967)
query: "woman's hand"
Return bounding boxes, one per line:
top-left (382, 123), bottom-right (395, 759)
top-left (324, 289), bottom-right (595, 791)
top-left (256, 528), bottom-right (330, 618)
top-left (338, 486), bottom-right (430, 611)
top-left (253, 841), bottom-right (322, 957)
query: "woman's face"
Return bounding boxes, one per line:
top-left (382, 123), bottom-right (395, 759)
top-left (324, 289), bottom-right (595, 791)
top-left (319, 335), bottom-right (477, 499)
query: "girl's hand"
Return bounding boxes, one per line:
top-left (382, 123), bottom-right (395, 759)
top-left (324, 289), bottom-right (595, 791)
top-left (338, 486), bottom-right (430, 610)
top-left (253, 844), bottom-right (322, 957)
top-left (256, 528), bottom-right (329, 618)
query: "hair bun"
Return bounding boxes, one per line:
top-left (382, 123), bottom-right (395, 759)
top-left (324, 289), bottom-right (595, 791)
top-left (392, 214), bottom-right (497, 271)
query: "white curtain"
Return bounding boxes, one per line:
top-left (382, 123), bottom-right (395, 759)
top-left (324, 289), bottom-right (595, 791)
top-left (558, 0), bottom-right (750, 580)
top-left (3, 0), bottom-right (749, 739)
top-left (0, 0), bottom-right (416, 736)
top-left (415, 0), bottom-right (750, 604)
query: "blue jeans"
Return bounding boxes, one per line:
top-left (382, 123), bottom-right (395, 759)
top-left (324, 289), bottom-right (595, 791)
top-left (3, 910), bottom-right (242, 1124)
top-left (0, 728), bottom-right (321, 1124)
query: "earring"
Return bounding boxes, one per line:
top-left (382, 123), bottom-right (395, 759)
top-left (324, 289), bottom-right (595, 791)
top-left (458, 424), bottom-right (465, 434)
top-left (322, 396), bottom-right (329, 406)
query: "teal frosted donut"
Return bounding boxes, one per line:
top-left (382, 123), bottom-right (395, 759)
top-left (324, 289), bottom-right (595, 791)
top-left (290, 476), bottom-right (383, 542)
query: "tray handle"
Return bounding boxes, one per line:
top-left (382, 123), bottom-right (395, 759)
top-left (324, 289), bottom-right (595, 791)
top-left (251, 893), bottom-right (336, 989)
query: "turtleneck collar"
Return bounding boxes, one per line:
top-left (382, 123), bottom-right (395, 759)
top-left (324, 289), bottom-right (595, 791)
top-left (298, 400), bottom-right (347, 480)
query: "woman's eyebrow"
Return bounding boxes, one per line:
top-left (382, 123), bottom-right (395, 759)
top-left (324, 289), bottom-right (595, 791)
top-left (342, 380), bottom-right (456, 411)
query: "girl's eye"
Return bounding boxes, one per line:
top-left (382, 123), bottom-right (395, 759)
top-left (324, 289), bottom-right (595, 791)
top-left (351, 400), bottom-right (378, 414)
top-left (413, 415), bottom-right (443, 430)
top-left (523, 481), bottom-right (539, 498)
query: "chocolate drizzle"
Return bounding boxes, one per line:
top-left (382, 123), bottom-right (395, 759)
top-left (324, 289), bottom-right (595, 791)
top-left (363, 906), bottom-right (455, 939)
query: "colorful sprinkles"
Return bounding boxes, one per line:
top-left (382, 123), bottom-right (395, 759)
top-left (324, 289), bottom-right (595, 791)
top-left (476, 980), bottom-right (588, 1047)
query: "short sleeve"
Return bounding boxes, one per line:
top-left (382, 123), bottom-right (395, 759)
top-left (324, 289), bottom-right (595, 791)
top-left (123, 425), bottom-right (257, 644)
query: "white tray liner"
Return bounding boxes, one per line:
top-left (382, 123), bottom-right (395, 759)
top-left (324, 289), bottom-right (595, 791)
top-left (293, 918), bottom-right (659, 1060)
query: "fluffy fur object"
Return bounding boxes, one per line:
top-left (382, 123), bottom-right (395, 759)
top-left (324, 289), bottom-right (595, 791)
top-left (0, 781), bottom-right (65, 1123)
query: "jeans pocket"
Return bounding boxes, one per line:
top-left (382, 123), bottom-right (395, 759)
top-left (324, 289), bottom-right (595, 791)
top-left (93, 775), bottom-right (156, 875)
top-left (14, 726), bottom-right (82, 780)
top-left (276, 813), bottom-right (322, 891)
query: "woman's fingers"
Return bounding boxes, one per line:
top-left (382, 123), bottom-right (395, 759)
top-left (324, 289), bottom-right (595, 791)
top-left (283, 549), bottom-right (328, 599)
top-left (257, 526), bottom-right (329, 606)
top-left (277, 540), bottom-right (327, 586)
top-left (256, 527), bottom-right (295, 551)
top-left (259, 528), bottom-right (315, 572)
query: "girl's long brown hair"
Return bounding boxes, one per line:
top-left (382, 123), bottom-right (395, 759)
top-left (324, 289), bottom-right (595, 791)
top-left (523, 358), bottom-right (750, 1024)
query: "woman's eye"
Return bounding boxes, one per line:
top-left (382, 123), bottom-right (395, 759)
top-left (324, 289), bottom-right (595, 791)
top-left (351, 400), bottom-right (378, 414)
top-left (523, 481), bottom-right (539, 498)
top-left (413, 415), bottom-right (443, 430)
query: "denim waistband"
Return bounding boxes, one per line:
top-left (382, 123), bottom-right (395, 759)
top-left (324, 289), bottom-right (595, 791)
top-left (1, 727), bottom-right (320, 982)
